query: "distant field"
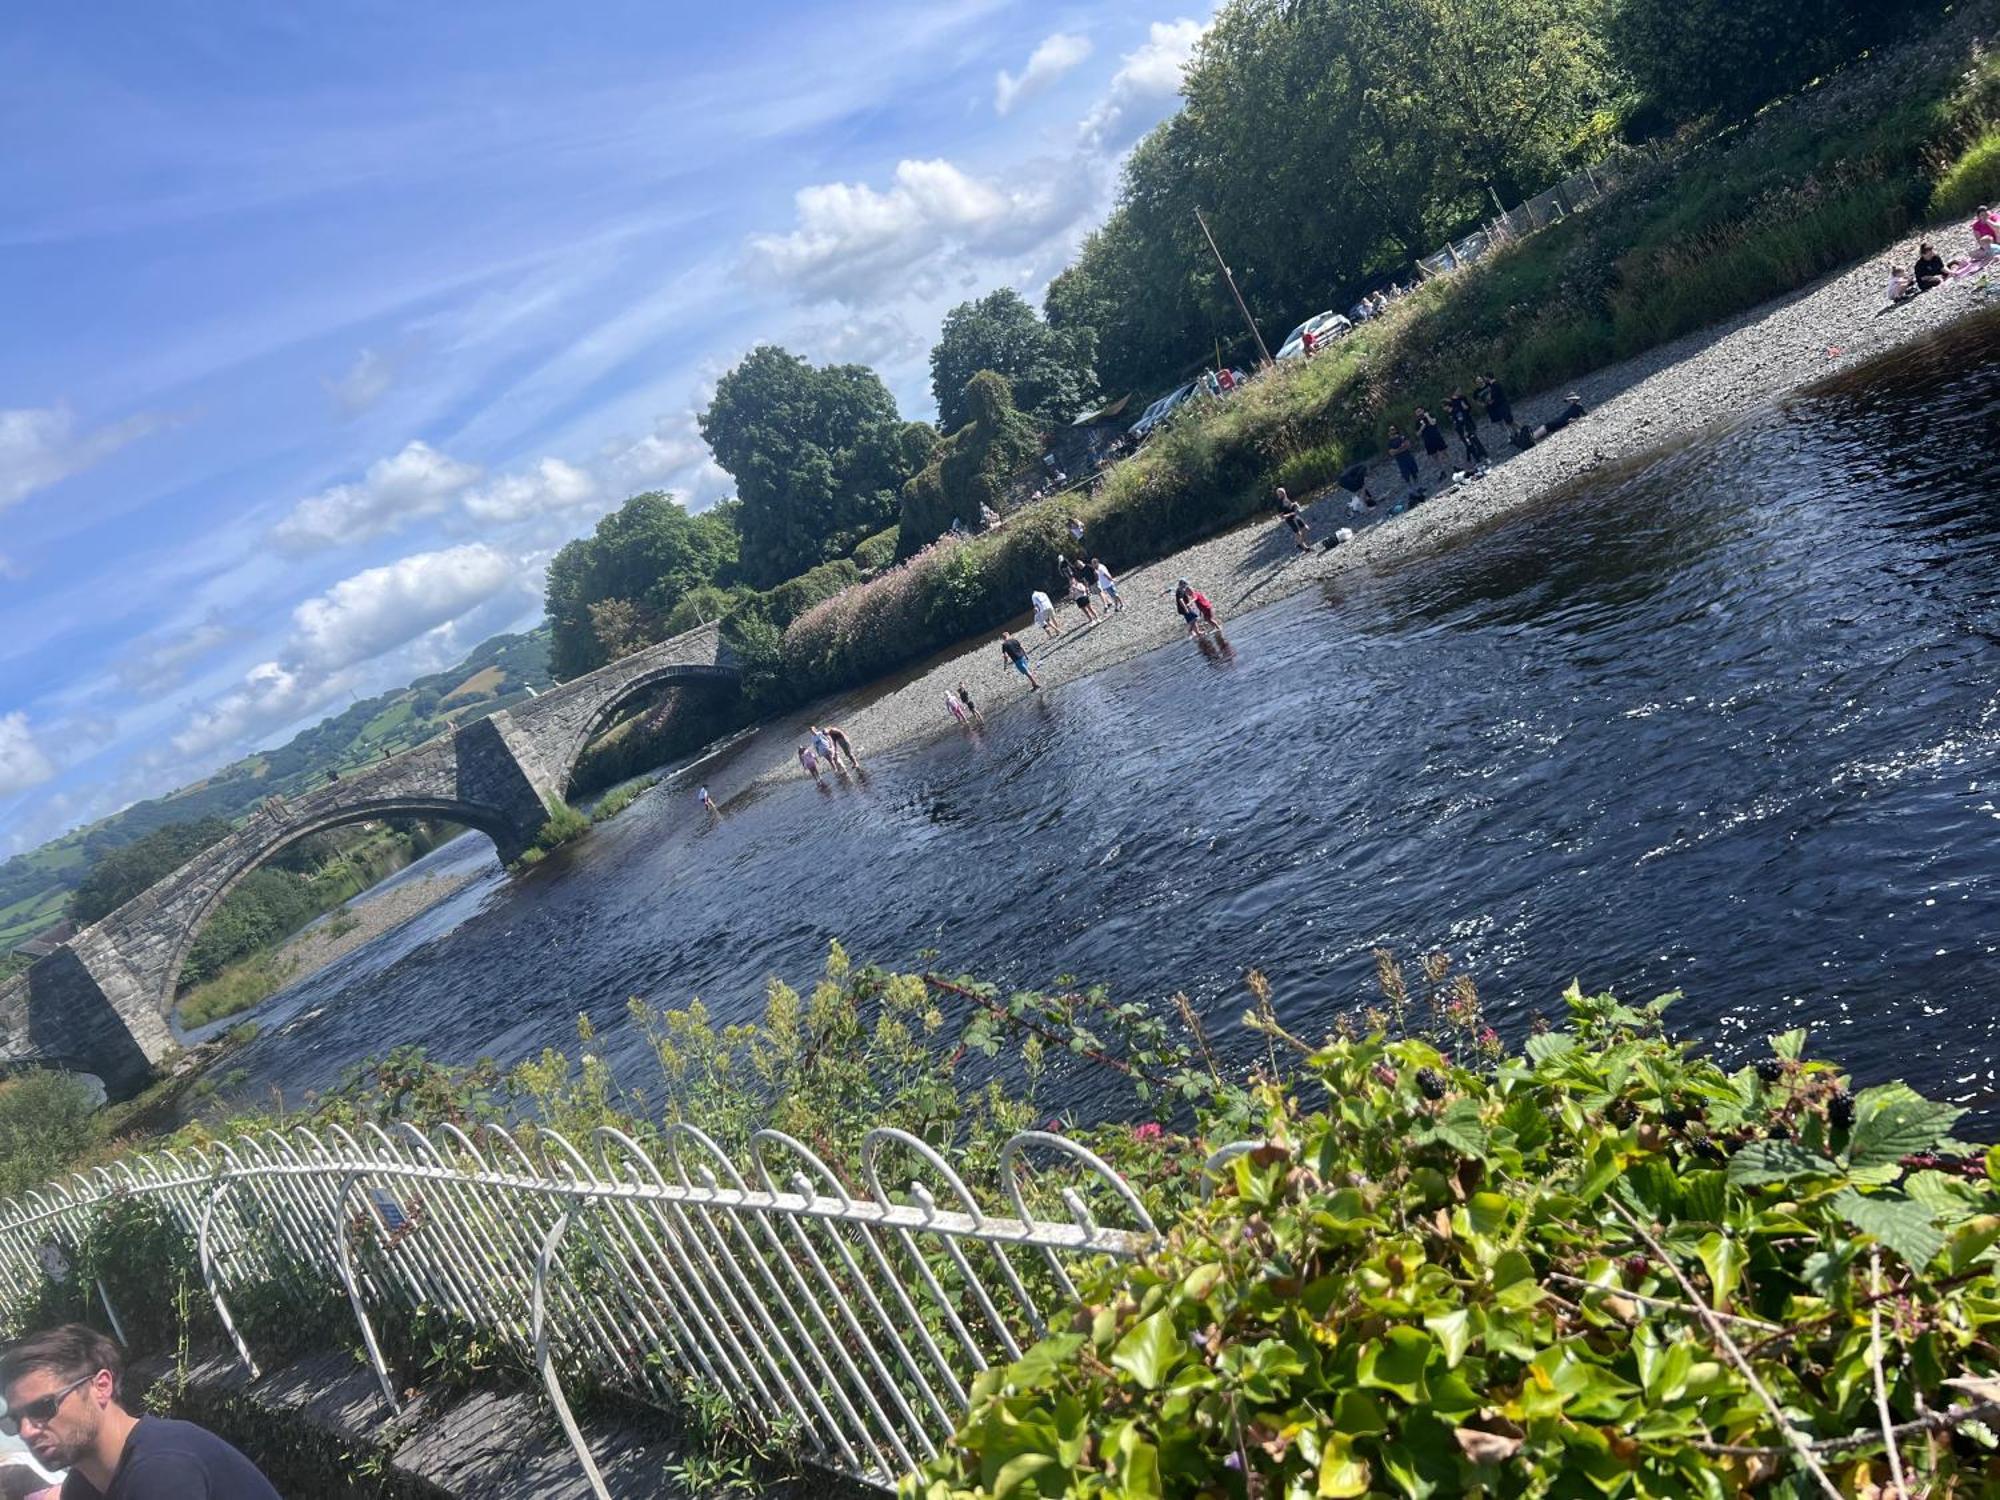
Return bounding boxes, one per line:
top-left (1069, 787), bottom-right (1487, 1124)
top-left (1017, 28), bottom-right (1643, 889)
top-left (0, 886), bottom-right (70, 950)
top-left (444, 665), bottom-right (505, 703)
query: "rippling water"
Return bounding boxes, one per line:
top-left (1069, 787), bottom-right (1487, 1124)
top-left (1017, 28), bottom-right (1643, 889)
top-left (216, 314), bottom-right (2000, 1121)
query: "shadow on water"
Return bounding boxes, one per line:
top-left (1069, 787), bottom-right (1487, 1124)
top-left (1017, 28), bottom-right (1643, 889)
top-left (217, 311), bottom-right (2000, 1126)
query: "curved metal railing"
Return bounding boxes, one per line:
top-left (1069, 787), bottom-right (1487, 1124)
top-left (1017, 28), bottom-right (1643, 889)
top-left (0, 1121), bottom-right (1157, 1494)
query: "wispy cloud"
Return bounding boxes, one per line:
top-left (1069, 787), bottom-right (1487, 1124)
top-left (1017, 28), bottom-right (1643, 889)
top-left (0, 405), bottom-right (163, 512)
top-left (996, 32), bottom-right (1093, 116)
top-left (325, 347), bottom-right (398, 417)
top-left (0, 714), bottom-right (55, 797)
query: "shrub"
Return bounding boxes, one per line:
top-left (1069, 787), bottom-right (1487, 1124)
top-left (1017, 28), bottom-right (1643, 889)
top-left (914, 988), bottom-right (2000, 1498)
top-left (1930, 125), bottom-right (2000, 221)
top-left (851, 526), bottom-right (901, 573)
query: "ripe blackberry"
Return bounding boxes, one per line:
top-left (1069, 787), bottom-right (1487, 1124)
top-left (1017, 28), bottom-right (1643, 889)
top-left (1827, 1090), bottom-right (1854, 1129)
top-left (1416, 1067), bottom-right (1447, 1101)
top-left (1754, 1060), bottom-right (1785, 1083)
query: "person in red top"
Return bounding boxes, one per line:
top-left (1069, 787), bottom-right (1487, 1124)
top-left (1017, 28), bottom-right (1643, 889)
top-left (1173, 578), bottom-right (1225, 643)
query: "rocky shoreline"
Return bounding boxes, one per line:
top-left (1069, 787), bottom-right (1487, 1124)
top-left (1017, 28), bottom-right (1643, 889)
top-left (694, 224), bottom-right (1995, 804)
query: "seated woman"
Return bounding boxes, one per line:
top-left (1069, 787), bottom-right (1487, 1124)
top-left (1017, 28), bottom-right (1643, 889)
top-left (1914, 244), bottom-right (1949, 291)
top-left (1973, 206), bottom-right (2000, 259)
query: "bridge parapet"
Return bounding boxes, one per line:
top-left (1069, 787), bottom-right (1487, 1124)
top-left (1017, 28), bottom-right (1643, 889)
top-left (13, 622), bottom-right (738, 1091)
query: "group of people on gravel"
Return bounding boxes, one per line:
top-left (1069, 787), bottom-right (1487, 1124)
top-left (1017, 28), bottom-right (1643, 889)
top-left (1885, 209), bottom-right (2000, 303)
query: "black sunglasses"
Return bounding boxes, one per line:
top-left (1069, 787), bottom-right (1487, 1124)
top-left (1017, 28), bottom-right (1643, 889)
top-left (1, 1371), bottom-right (94, 1435)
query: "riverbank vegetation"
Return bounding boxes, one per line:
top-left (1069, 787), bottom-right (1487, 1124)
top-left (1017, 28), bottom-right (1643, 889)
top-left (2, 949), bottom-right (1996, 1494)
top-left (528, 0), bottom-right (2000, 767)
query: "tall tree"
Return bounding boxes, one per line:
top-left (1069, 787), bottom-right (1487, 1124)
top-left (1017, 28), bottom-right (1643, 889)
top-left (929, 289), bottom-right (1099, 434)
top-left (1608, 0), bottom-right (1933, 126)
top-left (543, 492), bottom-right (739, 678)
top-left (698, 347), bottom-right (921, 587)
top-left (70, 818), bottom-right (232, 925)
top-left (899, 372), bottom-right (1043, 555)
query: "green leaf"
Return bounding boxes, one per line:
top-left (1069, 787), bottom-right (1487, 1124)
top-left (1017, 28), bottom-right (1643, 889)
top-left (992, 1452), bottom-right (1056, 1499)
top-left (1834, 1188), bottom-right (1946, 1272)
top-left (1116, 1430), bottom-right (1161, 1499)
top-left (1696, 1231), bottom-right (1745, 1310)
top-left (1357, 1325), bottom-right (1432, 1404)
top-left (1419, 1098), bottom-right (1488, 1159)
top-left (1424, 1307), bottom-right (1472, 1369)
top-left (1727, 1139), bottom-right (1839, 1187)
top-left (1848, 1083), bottom-right (1965, 1172)
top-left (1110, 1311), bottom-right (1186, 1391)
top-left (1525, 1031), bottom-right (1577, 1066)
top-left (1317, 1435), bottom-right (1371, 1497)
top-left (1768, 1028), bottom-right (1807, 1061)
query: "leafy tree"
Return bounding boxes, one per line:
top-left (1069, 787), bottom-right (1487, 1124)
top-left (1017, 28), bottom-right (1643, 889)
top-left (544, 493), bottom-right (738, 678)
top-left (1609, 0), bottom-right (1935, 126)
top-left (698, 347), bottom-right (923, 588)
top-left (587, 598), bottom-right (651, 662)
top-left (0, 1071), bottom-right (98, 1197)
top-left (900, 372), bottom-right (1043, 555)
top-left (70, 818), bottom-right (232, 925)
top-left (929, 290), bottom-right (1098, 434)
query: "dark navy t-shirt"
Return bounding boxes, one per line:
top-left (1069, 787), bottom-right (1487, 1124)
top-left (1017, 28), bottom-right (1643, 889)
top-left (62, 1417), bottom-right (280, 1500)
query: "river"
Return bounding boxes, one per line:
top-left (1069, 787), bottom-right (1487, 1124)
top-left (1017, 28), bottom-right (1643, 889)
top-left (210, 315), bottom-right (2000, 1124)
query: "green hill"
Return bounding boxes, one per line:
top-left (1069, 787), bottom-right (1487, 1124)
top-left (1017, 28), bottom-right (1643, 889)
top-left (0, 625), bottom-right (553, 952)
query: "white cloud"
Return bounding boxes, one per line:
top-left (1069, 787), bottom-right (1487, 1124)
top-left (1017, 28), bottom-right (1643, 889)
top-left (115, 618), bottom-right (237, 692)
top-left (290, 543), bottom-right (517, 672)
top-left (996, 32), bottom-right (1092, 115)
top-left (325, 347), bottom-right (397, 416)
top-left (0, 714), bottom-right (55, 797)
top-left (171, 542), bottom-right (527, 759)
top-left (272, 439), bottom-right (481, 550)
top-left (748, 158), bottom-right (1090, 303)
top-left (1079, 18), bottom-right (1207, 151)
top-left (601, 409), bottom-right (733, 507)
top-left (0, 405), bottom-right (162, 512)
top-left (461, 457), bottom-right (597, 524)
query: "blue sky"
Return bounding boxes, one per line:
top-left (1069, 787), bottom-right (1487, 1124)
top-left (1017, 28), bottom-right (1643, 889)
top-left (0, 1), bottom-right (1211, 853)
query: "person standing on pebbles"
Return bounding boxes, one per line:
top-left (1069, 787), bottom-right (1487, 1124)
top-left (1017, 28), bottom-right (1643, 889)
top-left (999, 630), bottom-right (1042, 691)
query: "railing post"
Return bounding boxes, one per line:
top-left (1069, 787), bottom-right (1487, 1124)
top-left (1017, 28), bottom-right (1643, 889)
top-left (332, 1172), bottom-right (399, 1415)
top-left (532, 1208), bottom-right (611, 1500)
top-left (195, 1175), bottom-right (259, 1378)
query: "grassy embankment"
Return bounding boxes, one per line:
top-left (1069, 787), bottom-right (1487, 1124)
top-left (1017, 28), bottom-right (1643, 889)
top-left (3, 948), bottom-right (1997, 1495)
top-left (173, 823), bottom-right (440, 1027)
top-left (759, 26), bottom-right (2000, 711)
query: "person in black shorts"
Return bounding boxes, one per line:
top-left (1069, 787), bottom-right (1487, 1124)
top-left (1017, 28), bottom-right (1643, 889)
top-left (2, 1325), bottom-right (280, 1500)
top-left (1273, 487), bottom-right (1310, 551)
top-left (1414, 408), bottom-right (1450, 480)
top-left (1478, 374), bottom-right (1513, 429)
top-left (1386, 425), bottom-right (1419, 486)
top-left (1446, 388), bottom-right (1475, 439)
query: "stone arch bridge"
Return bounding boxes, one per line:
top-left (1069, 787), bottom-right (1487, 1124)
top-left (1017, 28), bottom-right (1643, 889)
top-left (0, 624), bottom-right (735, 1093)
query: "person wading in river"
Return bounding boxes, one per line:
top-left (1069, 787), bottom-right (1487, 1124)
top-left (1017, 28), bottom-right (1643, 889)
top-left (2, 1326), bottom-right (280, 1500)
top-left (823, 724), bottom-right (860, 769)
top-left (957, 682), bottom-right (984, 723)
top-left (1274, 487), bottom-right (1311, 552)
top-left (999, 631), bottom-right (1041, 691)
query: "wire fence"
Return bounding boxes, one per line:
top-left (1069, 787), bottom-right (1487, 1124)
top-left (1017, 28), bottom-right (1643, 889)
top-left (0, 1121), bottom-right (1159, 1495)
top-left (1414, 155), bottom-right (1643, 281)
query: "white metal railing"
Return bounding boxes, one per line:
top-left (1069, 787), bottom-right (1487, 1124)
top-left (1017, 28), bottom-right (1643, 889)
top-left (0, 1121), bottom-right (1158, 1494)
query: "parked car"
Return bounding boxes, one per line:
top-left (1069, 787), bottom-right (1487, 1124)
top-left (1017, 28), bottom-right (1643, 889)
top-left (1276, 310), bottom-right (1353, 361)
top-left (1128, 380), bottom-right (1200, 438)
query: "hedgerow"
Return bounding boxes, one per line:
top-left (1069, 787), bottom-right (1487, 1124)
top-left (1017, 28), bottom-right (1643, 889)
top-left (913, 987), bottom-right (2000, 1498)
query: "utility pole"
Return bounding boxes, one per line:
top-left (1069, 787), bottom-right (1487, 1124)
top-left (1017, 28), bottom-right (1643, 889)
top-left (1194, 208), bottom-right (1273, 369)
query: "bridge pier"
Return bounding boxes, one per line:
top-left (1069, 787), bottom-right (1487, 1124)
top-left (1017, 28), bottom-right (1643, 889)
top-left (8, 623), bottom-right (735, 1095)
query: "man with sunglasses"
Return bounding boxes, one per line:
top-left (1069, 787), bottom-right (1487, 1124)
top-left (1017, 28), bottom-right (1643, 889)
top-left (0, 1326), bottom-right (277, 1498)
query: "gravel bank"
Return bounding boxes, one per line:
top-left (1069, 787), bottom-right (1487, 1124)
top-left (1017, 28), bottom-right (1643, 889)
top-left (698, 229), bottom-right (1996, 806)
top-left (272, 874), bottom-right (473, 986)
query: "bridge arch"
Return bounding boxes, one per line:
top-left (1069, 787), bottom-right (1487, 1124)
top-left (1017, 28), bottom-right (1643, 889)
top-left (544, 661), bottom-right (739, 795)
top-left (152, 795), bottom-right (517, 1016)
